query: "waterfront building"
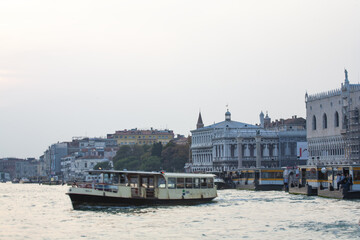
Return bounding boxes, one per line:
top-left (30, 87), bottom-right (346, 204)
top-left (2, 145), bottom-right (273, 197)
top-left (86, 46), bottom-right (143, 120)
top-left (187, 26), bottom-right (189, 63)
top-left (43, 143), bottom-right (68, 176)
top-left (107, 128), bottom-right (174, 146)
top-left (172, 134), bottom-right (189, 145)
top-left (74, 156), bottom-right (110, 181)
top-left (189, 111), bottom-right (307, 172)
top-left (61, 155), bottom-right (110, 181)
top-left (0, 158), bottom-right (40, 180)
top-left (306, 69), bottom-right (360, 165)
top-left (262, 113), bottom-right (307, 166)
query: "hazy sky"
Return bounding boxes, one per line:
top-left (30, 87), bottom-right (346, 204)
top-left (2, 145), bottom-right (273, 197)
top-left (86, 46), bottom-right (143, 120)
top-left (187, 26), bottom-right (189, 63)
top-left (1, 0), bottom-right (359, 158)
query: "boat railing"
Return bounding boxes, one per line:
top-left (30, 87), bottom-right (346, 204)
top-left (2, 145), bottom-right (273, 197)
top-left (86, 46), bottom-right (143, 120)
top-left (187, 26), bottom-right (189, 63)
top-left (73, 182), bottom-right (119, 193)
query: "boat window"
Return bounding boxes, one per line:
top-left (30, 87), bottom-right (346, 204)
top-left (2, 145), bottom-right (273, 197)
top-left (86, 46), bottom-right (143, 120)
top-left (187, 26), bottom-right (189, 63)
top-left (207, 178), bottom-right (214, 188)
top-left (120, 174), bottom-right (126, 184)
top-left (112, 174), bottom-right (119, 184)
top-left (148, 177), bottom-right (154, 188)
top-left (261, 171), bottom-right (283, 179)
top-left (176, 178), bottom-right (185, 188)
top-left (306, 168), bottom-right (317, 179)
top-left (129, 176), bottom-right (138, 188)
top-left (168, 178), bottom-right (176, 189)
top-left (200, 178), bottom-right (207, 188)
top-left (245, 172), bottom-right (255, 179)
top-left (353, 170), bottom-right (360, 181)
top-left (318, 170), bottom-right (328, 180)
top-left (103, 174), bottom-right (110, 183)
top-left (158, 177), bottom-right (166, 188)
top-left (193, 178), bottom-right (200, 188)
top-left (185, 178), bottom-right (193, 188)
top-left (141, 177), bottom-right (148, 188)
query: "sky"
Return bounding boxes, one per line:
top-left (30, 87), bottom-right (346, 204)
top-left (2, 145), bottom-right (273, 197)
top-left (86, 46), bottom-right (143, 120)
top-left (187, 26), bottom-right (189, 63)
top-left (1, 0), bottom-right (359, 158)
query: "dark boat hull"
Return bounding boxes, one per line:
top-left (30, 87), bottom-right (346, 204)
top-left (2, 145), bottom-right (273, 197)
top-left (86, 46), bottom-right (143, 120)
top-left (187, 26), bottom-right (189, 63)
top-left (318, 188), bottom-right (360, 199)
top-left (67, 193), bottom-right (216, 209)
top-left (236, 183), bottom-right (283, 191)
top-left (289, 184), bottom-right (317, 196)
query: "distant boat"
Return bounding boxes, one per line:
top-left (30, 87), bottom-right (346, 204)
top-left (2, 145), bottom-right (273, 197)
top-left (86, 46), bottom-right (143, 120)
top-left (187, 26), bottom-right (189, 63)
top-left (12, 178), bottom-right (19, 184)
top-left (233, 168), bottom-right (284, 191)
top-left (19, 178), bottom-right (31, 184)
top-left (67, 170), bottom-right (217, 209)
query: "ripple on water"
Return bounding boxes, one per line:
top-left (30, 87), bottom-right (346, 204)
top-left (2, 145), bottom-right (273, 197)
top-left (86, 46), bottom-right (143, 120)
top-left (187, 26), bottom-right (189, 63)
top-left (1, 185), bottom-right (360, 240)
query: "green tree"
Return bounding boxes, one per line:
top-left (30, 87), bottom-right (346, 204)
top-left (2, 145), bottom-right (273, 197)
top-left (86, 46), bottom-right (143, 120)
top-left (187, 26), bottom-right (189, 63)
top-left (114, 156), bottom-right (141, 171)
top-left (161, 141), bottom-right (189, 172)
top-left (151, 142), bottom-right (163, 157)
top-left (140, 156), bottom-right (161, 171)
top-left (93, 161), bottom-right (112, 170)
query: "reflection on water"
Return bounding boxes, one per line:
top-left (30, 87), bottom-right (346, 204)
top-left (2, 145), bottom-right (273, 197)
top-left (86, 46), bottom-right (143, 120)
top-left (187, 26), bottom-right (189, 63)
top-left (0, 183), bottom-right (359, 239)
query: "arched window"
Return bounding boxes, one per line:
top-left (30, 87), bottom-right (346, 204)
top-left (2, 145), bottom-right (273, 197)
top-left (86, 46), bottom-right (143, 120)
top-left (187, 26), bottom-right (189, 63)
top-left (334, 111), bottom-right (339, 127)
top-left (354, 108), bottom-right (359, 124)
top-left (323, 113), bottom-right (327, 129)
top-left (312, 115), bottom-right (317, 130)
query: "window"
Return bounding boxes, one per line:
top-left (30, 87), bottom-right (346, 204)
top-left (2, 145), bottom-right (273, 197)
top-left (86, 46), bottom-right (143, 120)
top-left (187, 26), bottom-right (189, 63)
top-left (353, 170), bottom-right (360, 181)
top-left (185, 178), bottom-right (193, 188)
top-left (207, 178), bottom-right (214, 188)
top-left (193, 178), bottom-right (200, 188)
top-left (167, 178), bottom-right (175, 189)
top-left (130, 177), bottom-right (138, 188)
top-left (176, 178), bottom-right (184, 188)
top-left (312, 116), bottom-right (317, 130)
top-left (158, 177), bottom-right (166, 188)
top-left (354, 108), bottom-right (359, 124)
top-left (323, 113), bottom-right (327, 129)
top-left (335, 111), bottom-right (339, 127)
top-left (200, 178), bottom-right (207, 188)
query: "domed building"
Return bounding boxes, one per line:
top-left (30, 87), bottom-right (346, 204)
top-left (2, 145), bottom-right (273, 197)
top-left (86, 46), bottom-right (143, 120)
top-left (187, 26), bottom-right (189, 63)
top-left (190, 110), bottom-right (280, 172)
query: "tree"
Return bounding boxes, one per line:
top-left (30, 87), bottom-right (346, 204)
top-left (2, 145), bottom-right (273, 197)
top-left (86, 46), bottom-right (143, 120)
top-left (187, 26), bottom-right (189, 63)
top-left (114, 156), bottom-right (140, 171)
top-left (93, 161), bottom-right (112, 170)
top-left (140, 156), bottom-right (161, 171)
top-left (161, 141), bottom-right (189, 172)
top-left (151, 142), bottom-right (163, 157)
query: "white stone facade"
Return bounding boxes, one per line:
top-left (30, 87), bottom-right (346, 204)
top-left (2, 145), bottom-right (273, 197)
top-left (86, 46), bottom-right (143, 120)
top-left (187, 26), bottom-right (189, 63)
top-left (190, 111), bottom-right (281, 172)
top-left (306, 70), bottom-right (360, 165)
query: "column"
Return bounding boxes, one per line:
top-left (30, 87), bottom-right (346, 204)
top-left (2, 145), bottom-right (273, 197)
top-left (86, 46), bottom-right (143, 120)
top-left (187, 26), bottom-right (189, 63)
top-left (237, 138), bottom-right (243, 169)
top-left (256, 135), bottom-right (262, 168)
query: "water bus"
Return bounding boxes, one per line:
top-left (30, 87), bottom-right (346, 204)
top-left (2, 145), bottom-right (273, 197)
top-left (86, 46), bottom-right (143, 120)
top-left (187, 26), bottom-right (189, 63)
top-left (287, 166), bottom-right (318, 196)
top-left (232, 168), bottom-right (284, 191)
top-left (210, 171), bottom-right (235, 190)
top-left (316, 165), bottom-right (360, 199)
top-left (67, 170), bottom-right (217, 208)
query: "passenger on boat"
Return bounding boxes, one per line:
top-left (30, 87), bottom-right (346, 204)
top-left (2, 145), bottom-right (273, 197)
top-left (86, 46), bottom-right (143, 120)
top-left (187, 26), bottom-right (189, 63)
top-left (338, 174), bottom-right (348, 190)
top-left (284, 177), bottom-right (289, 191)
top-left (346, 174), bottom-right (353, 191)
top-left (336, 173), bottom-right (341, 190)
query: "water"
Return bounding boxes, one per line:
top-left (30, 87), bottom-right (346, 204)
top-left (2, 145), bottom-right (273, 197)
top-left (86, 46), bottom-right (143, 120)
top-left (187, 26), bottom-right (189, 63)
top-left (0, 183), bottom-right (359, 240)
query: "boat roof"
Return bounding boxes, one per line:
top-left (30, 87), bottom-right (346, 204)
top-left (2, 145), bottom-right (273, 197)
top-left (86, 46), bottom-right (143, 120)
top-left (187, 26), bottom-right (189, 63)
top-left (236, 167), bottom-right (283, 171)
top-left (294, 164), bottom-right (360, 169)
top-left (88, 170), bottom-right (215, 178)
